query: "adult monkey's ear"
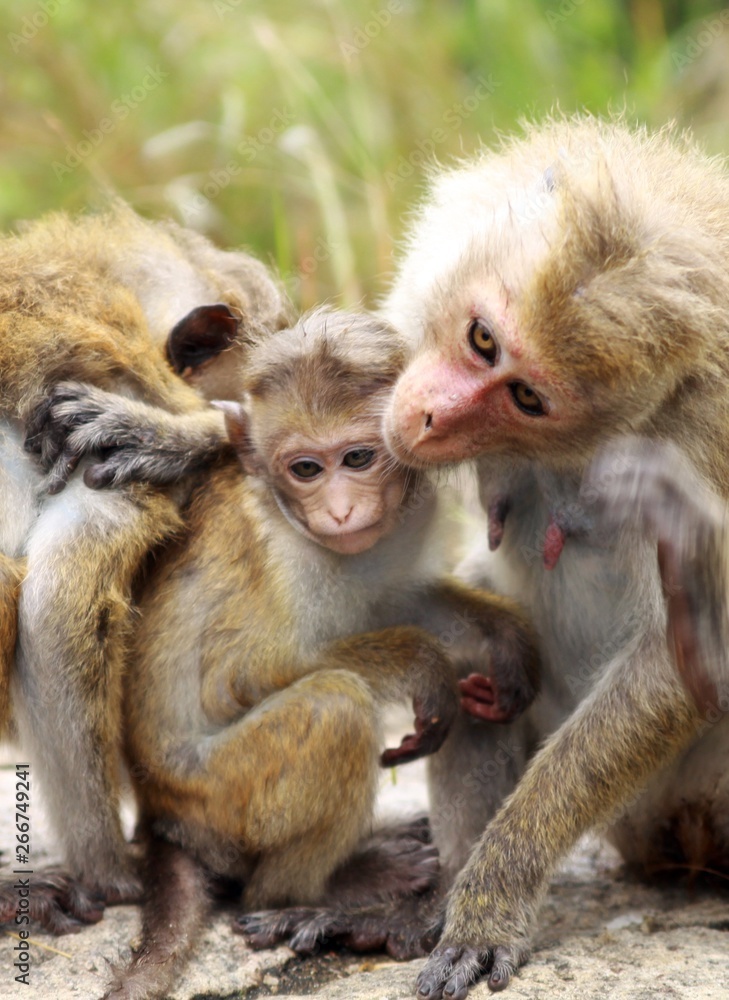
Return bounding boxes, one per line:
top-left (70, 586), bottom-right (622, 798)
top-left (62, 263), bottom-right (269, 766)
top-left (166, 304), bottom-right (241, 375)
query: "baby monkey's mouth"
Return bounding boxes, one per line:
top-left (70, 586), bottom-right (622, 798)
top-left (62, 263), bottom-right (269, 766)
top-left (316, 519), bottom-right (387, 555)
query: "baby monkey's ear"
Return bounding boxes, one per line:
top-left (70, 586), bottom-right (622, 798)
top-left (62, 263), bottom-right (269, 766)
top-left (166, 304), bottom-right (241, 375)
top-left (211, 400), bottom-right (261, 477)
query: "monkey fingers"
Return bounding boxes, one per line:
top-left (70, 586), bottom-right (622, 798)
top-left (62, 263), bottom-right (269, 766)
top-left (28, 380), bottom-right (228, 490)
top-left (25, 382), bottom-right (103, 464)
top-left (458, 673), bottom-right (518, 723)
top-left (238, 904), bottom-right (391, 954)
top-left (235, 906), bottom-right (335, 952)
top-left (0, 869), bottom-right (105, 935)
top-left (236, 827), bottom-right (441, 953)
top-left (381, 697), bottom-right (450, 766)
top-left (415, 943), bottom-right (514, 998)
top-left (82, 449), bottom-right (147, 490)
top-left (25, 381), bottom-right (110, 491)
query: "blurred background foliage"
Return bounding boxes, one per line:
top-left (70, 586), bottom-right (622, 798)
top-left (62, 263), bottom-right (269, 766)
top-left (2, 0), bottom-right (729, 308)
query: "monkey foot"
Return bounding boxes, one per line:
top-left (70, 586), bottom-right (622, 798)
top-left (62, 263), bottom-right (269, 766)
top-left (235, 898), bottom-right (439, 961)
top-left (327, 818), bottom-right (438, 907)
top-left (236, 832), bottom-right (442, 960)
top-left (458, 673), bottom-right (522, 723)
top-left (0, 868), bottom-right (106, 935)
top-left (415, 941), bottom-right (522, 997)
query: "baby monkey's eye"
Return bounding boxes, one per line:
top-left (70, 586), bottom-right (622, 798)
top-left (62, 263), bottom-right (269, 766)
top-left (343, 448), bottom-right (375, 469)
top-left (289, 459), bottom-right (324, 479)
top-left (509, 382), bottom-right (546, 416)
top-left (468, 318), bottom-right (499, 365)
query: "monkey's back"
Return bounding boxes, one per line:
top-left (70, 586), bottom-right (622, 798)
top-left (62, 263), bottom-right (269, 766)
top-left (0, 209), bottom-right (291, 414)
top-left (0, 216), bottom-right (185, 412)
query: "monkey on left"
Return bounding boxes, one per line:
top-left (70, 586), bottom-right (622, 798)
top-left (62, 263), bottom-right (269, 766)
top-left (0, 206), bottom-right (292, 931)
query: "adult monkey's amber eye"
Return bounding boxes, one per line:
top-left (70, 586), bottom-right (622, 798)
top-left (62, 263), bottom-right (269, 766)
top-left (468, 318), bottom-right (499, 365)
top-left (509, 382), bottom-right (546, 416)
top-left (290, 459), bottom-right (323, 479)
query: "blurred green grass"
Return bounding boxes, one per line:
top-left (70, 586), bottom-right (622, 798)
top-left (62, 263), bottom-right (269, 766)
top-left (1, 0), bottom-right (728, 308)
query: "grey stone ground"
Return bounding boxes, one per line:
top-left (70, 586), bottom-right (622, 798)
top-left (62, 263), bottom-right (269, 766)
top-left (1, 710), bottom-right (727, 1000)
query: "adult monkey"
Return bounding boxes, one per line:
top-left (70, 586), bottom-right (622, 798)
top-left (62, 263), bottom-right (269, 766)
top-left (237, 119), bottom-right (729, 990)
top-left (379, 116), bottom-right (729, 996)
top-left (0, 206), bottom-right (292, 931)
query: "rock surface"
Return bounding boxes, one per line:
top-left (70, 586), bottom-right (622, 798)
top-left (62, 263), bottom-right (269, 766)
top-left (1, 718), bottom-right (728, 1000)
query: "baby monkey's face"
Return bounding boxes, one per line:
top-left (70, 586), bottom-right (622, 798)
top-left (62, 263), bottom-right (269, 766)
top-left (271, 412), bottom-right (411, 555)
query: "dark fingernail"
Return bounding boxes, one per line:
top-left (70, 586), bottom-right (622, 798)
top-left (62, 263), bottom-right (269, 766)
top-left (488, 970), bottom-right (510, 992)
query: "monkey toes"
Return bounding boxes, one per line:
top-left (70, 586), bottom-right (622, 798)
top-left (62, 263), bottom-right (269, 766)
top-left (381, 698), bottom-right (451, 766)
top-left (236, 822), bottom-right (441, 960)
top-left (0, 869), bottom-right (105, 935)
top-left (235, 902), bottom-right (436, 961)
top-left (458, 673), bottom-right (524, 723)
top-left (381, 732), bottom-right (432, 766)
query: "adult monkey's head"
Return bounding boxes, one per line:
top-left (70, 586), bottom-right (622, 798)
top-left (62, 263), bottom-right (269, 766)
top-left (383, 117), bottom-right (725, 469)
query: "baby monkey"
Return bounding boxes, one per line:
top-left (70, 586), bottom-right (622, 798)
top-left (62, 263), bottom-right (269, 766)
top-left (100, 310), bottom-right (539, 999)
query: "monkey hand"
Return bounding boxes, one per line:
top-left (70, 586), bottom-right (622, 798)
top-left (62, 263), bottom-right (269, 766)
top-left (589, 436), bottom-right (728, 717)
top-left (25, 381), bottom-right (226, 492)
top-left (415, 831), bottom-right (532, 997)
top-left (452, 621), bottom-right (540, 726)
top-left (381, 695), bottom-right (453, 766)
top-left (0, 868), bottom-right (106, 935)
top-left (25, 381), bottom-right (154, 492)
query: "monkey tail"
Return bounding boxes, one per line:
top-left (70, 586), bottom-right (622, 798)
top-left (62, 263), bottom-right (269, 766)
top-left (103, 835), bottom-right (209, 1000)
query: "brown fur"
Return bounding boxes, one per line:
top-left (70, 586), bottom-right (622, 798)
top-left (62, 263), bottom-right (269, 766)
top-left (105, 311), bottom-right (540, 999)
top-left (0, 207), bottom-right (290, 925)
top-left (377, 117), bottom-right (729, 996)
top-left (0, 554), bottom-right (23, 736)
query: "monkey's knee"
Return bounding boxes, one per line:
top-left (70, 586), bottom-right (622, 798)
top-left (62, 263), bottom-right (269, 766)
top-left (245, 670), bottom-right (380, 843)
top-left (238, 672), bottom-right (381, 905)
